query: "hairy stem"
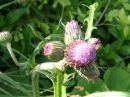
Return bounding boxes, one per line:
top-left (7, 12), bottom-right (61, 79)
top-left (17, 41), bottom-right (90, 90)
top-left (6, 42), bottom-right (20, 67)
top-left (54, 71), bottom-right (66, 97)
top-left (32, 72), bottom-right (40, 97)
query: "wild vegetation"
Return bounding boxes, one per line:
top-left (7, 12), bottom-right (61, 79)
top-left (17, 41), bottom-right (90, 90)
top-left (0, 0), bottom-right (130, 97)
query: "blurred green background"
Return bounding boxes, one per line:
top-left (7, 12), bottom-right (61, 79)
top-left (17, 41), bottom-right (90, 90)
top-left (0, 0), bottom-right (130, 97)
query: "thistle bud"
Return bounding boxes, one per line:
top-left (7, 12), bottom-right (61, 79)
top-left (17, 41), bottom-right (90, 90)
top-left (88, 38), bottom-right (101, 50)
top-left (64, 20), bottom-right (83, 45)
top-left (43, 41), bottom-right (65, 61)
top-left (0, 31), bottom-right (12, 43)
top-left (76, 63), bottom-right (100, 80)
top-left (65, 40), bottom-right (96, 67)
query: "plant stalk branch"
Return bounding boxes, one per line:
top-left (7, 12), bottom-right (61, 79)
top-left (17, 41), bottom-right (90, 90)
top-left (94, 0), bottom-right (111, 26)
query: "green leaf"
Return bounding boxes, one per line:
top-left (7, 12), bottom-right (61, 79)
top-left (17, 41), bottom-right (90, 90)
top-left (45, 34), bottom-right (64, 41)
top-left (107, 51), bottom-right (122, 63)
top-left (123, 26), bottom-right (130, 40)
top-left (118, 8), bottom-right (128, 25)
top-left (28, 24), bottom-right (44, 40)
top-left (53, 0), bottom-right (71, 7)
top-left (14, 31), bottom-right (24, 42)
top-left (38, 22), bottom-right (50, 36)
top-left (104, 67), bottom-right (130, 91)
top-left (105, 9), bottom-right (119, 21)
top-left (5, 8), bottom-right (26, 25)
top-left (0, 72), bottom-right (31, 96)
top-left (124, 3), bottom-right (130, 10)
top-left (111, 39), bottom-right (123, 51)
top-left (72, 79), bottom-right (108, 96)
top-left (118, 0), bottom-right (127, 4)
top-left (64, 73), bottom-right (76, 88)
top-left (106, 8), bottom-right (128, 25)
top-left (120, 45), bottom-right (130, 56)
top-left (0, 88), bottom-right (14, 97)
top-left (30, 40), bottom-right (46, 68)
top-left (0, 15), bottom-right (4, 27)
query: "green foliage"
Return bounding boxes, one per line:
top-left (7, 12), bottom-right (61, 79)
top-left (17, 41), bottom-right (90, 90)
top-left (104, 67), bottom-right (130, 91)
top-left (0, 0), bottom-right (130, 96)
top-left (5, 8), bottom-right (26, 26)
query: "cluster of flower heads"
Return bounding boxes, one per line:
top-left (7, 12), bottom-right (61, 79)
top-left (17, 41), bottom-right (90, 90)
top-left (66, 20), bottom-right (101, 66)
top-left (43, 20), bottom-right (101, 80)
top-left (0, 20), bottom-right (101, 80)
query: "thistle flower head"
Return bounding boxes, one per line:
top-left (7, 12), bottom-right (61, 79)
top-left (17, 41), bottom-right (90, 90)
top-left (88, 38), bottom-right (101, 50)
top-left (43, 41), bottom-right (65, 61)
top-left (0, 31), bottom-right (12, 43)
top-left (64, 20), bottom-right (83, 45)
top-left (65, 40), bottom-right (96, 67)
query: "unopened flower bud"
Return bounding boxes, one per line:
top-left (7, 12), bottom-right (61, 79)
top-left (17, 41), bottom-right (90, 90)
top-left (88, 38), bottom-right (101, 50)
top-left (43, 41), bottom-right (65, 61)
top-left (65, 40), bottom-right (96, 67)
top-left (76, 63), bottom-right (100, 80)
top-left (0, 31), bottom-right (12, 43)
top-left (64, 20), bottom-right (83, 45)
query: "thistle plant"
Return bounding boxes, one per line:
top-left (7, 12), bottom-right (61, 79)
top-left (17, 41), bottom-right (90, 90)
top-left (32, 2), bottom-right (100, 97)
top-left (0, 2), bottom-right (101, 97)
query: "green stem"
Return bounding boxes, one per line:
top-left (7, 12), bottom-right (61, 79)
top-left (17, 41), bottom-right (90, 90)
top-left (6, 42), bottom-right (20, 67)
top-left (0, 0), bottom-right (17, 10)
top-left (12, 48), bottom-right (27, 60)
top-left (54, 71), bottom-right (66, 97)
top-left (32, 72), bottom-right (40, 97)
top-left (94, 0), bottom-right (111, 26)
top-left (85, 3), bottom-right (98, 40)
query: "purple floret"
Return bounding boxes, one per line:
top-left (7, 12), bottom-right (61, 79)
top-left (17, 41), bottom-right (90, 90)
top-left (43, 42), bottom-right (53, 56)
top-left (65, 40), bottom-right (96, 67)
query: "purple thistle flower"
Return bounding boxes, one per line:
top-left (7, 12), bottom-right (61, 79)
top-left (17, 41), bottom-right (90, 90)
top-left (88, 38), bottom-right (101, 50)
top-left (44, 42), bottom-right (53, 56)
top-left (65, 40), bottom-right (96, 67)
top-left (43, 41), bottom-right (65, 61)
top-left (64, 20), bottom-right (83, 45)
